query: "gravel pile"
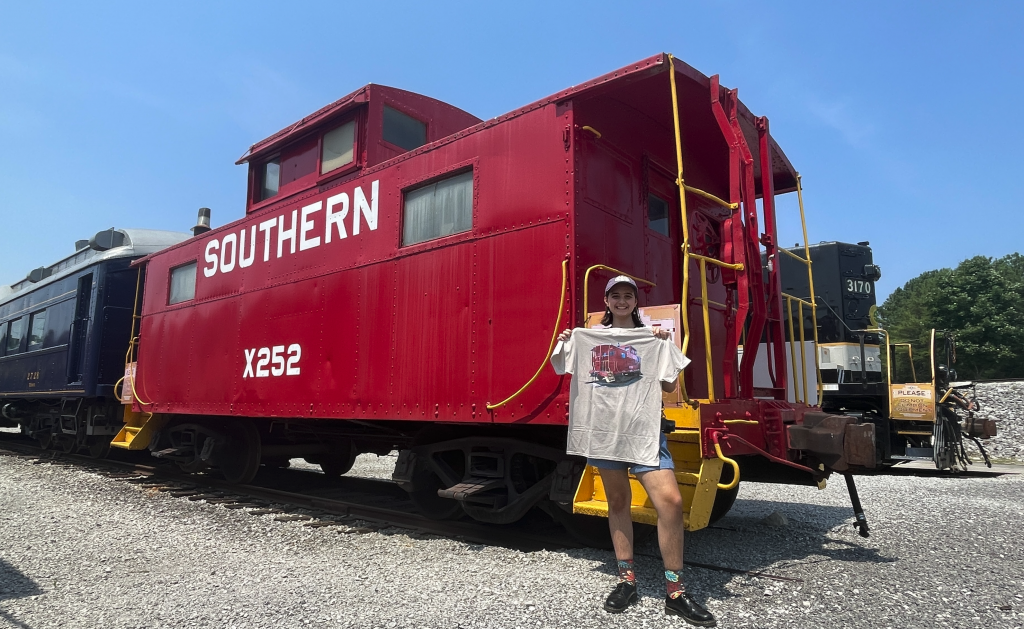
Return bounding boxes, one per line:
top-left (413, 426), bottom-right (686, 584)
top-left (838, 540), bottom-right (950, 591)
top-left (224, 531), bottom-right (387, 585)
top-left (1, 452), bottom-right (1021, 628)
top-left (972, 382), bottom-right (1024, 463)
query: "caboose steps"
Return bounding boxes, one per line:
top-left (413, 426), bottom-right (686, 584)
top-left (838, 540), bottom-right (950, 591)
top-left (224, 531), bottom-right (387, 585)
top-left (110, 408), bottom-right (169, 450)
top-left (571, 428), bottom-right (728, 531)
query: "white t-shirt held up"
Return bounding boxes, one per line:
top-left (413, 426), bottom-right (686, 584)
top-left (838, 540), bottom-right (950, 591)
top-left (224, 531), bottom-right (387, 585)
top-left (550, 327), bottom-right (689, 467)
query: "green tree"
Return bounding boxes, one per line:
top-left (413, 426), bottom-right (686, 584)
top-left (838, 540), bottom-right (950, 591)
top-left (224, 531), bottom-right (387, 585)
top-left (878, 254), bottom-right (1024, 380)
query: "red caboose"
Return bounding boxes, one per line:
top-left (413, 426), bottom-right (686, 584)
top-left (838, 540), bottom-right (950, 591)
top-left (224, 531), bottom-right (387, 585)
top-left (590, 345), bottom-right (641, 383)
top-left (117, 54), bottom-right (881, 530)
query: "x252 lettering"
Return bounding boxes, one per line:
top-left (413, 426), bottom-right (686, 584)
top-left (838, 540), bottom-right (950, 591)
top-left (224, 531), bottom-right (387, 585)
top-left (243, 344), bottom-right (301, 378)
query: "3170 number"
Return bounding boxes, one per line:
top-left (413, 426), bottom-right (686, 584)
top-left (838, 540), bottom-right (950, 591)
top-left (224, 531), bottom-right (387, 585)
top-left (243, 344), bottom-right (301, 378)
top-left (846, 279), bottom-right (872, 294)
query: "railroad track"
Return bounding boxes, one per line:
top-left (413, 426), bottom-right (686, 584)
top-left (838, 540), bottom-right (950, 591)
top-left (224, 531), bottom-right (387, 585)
top-left (0, 432), bottom-right (579, 552)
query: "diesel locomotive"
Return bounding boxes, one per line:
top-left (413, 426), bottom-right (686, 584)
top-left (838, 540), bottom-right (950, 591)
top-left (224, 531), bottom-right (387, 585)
top-left (2, 54), bottom-right (991, 536)
top-left (777, 242), bottom-right (996, 472)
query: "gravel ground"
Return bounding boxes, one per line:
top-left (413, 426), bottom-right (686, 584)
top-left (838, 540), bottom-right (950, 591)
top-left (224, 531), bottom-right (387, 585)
top-left (972, 382), bottom-right (1024, 463)
top-left (1, 453), bottom-right (1021, 629)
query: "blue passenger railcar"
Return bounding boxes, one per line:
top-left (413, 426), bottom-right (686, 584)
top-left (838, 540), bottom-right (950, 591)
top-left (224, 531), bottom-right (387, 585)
top-left (0, 228), bottom-right (188, 455)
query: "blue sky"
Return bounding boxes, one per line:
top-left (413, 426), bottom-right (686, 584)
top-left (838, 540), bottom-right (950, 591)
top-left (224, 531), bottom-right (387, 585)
top-left (1, 1), bottom-right (1021, 301)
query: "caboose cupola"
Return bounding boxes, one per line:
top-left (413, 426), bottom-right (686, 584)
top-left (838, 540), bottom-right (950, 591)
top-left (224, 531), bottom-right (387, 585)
top-left (237, 84), bottom-right (481, 213)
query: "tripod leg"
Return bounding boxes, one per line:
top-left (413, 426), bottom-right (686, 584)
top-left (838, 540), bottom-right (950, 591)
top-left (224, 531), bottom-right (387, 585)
top-left (844, 473), bottom-right (870, 538)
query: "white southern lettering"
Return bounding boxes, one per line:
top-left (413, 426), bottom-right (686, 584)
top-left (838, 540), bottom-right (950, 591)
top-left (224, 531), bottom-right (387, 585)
top-left (243, 348), bottom-right (256, 378)
top-left (203, 240), bottom-right (219, 277)
top-left (277, 210), bottom-right (297, 258)
top-left (325, 192), bottom-right (348, 243)
top-left (259, 218), bottom-right (276, 262)
top-left (220, 232), bottom-right (237, 273)
top-left (299, 202), bottom-right (322, 252)
top-left (239, 226), bottom-right (256, 268)
top-left (353, 180), bottom-right (378, 235)
top-left (201, 179), bottom-right (379, 279)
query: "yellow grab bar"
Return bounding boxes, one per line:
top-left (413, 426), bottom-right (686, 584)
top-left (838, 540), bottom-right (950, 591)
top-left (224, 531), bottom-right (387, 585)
top-left (487, 259), bottom-right (568, 410)
top-left (713, 442), bottom-right (740, 490)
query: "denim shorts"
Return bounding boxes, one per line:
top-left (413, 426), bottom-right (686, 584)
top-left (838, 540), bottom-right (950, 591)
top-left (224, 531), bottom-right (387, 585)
top-left (586, 433), bottom-right (675, 474)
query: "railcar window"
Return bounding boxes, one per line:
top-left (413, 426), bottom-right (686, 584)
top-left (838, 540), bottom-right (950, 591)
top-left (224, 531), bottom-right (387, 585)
top-left (261, 158), bottom-right (280, 201)
top-left (402, 170), bottom-right (473, 246)
top-left (28, 310), bottom-right (46, 349)
top-left (169, 262), bottom-right (197, 305)
top-left (383, 106), bottom-right (427, 151)
top-left (0, 322), bottom-right (7, 355)
top-left (321, 121), bottom-right (355, 174)
top-left (6, 317), bottom-right (24, 354)
top-left (648, 194), bottom-right (670, 237)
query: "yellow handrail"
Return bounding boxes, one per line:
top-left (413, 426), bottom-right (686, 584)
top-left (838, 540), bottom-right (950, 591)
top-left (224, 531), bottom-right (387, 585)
top-left (891, 342), bottom-right (917, 383)
top-left (487, 259), bottom-right (568, 410)
top-left (683, 185), bottom-right (738, 211)
top-left (794, 174), bottom-right (822, 402)
top-left (713, 442), bottom-right (740, 490)
top-left (785, 296), bottom-right (801, 403)
top-left (668, 55), bottom-right (692, 406)
top-left (581, 265), bottom-right (656, 327)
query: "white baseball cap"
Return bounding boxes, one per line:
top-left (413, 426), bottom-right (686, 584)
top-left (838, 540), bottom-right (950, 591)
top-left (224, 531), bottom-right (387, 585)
top-left (604, 275), bottom-right (638, 294)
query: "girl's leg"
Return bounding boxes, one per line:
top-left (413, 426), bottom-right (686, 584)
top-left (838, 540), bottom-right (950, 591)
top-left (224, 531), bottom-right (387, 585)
top-left (600, 468), bottom-right (634, 560)
top-left (635, 468), bottom-right (684, 570)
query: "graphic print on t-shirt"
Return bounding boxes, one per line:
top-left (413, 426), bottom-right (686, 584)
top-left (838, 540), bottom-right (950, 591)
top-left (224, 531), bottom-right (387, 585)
top-left (589, 344), bottom-right (641, 384)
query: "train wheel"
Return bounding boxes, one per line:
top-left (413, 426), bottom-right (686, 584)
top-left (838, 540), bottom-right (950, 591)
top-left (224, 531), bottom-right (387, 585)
top-left (59, 435), bottom-right (78, 454)
top-left (37, 430), bottom-right (53, 450)
top-left (408, 452), bottom-right (463, 520)
top-left (319, 441), bottom-right (357, 478)
top-left (86, 436), bottom-right (111, 459)
top-left (219, 422), bottom-right (261, 484)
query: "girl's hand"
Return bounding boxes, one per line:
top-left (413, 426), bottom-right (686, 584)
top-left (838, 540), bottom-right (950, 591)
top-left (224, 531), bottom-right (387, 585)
top-left (652, 327), bottom-right (671, 340)
top-left (557, 329), bottom-right (572, 343)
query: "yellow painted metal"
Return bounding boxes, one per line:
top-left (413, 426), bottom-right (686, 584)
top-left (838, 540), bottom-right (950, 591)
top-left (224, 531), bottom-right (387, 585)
top-left (664, 404), bottom-right (702, 430)
top-left (668, 55), bottom-right (693, 405)
top-left (722, 419), bottom-right (759, 425)
top-left (712, 442), bottom-right (740, 490)
top-left (794, 174), bottom-right (823, 401)
top-left (488, 259), bottom-right (567, 409)
top-left (785, 296), bottom-right (801, 403)
top-left (572, 426), bottom-right (724, 531)
top-left (581, 264), bottom-right (656, 327)
top-left (682, 185), bottom-right (738, 211)
top-left (581, 125), bottom-right (602, 138)
top-left (698, 258), bottom-right (715, 402)
top-left (110, 407), bottom-right (170, 450)
top-left (798, 301), bottom-right (808, 403)
top-left (939, 387), bottom-right (954, 404)
top-left (891, 343), bottom-right (917, 382)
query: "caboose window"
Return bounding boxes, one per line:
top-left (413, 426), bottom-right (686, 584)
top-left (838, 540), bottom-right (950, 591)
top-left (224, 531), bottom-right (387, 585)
top-left (27, 310), bottom-right (46, 349)
top-left (5, 317), bottom-right (24, 354)
top-left (648, 194), bottom-right (670, 237)
top-left (402, 170), bottom-right (473, 246)
top-left (169, 262), bottom-right (197, 305)
top-left (383, 105), bottom-right (427, 151)
top-left (321, 121), bottom-right (355, 174)
top-left (260, 158), bottom-right (280, 201)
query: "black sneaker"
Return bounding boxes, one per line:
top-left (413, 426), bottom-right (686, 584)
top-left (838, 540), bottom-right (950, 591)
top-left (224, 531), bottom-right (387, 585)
top-left (603, 581), bottom-right (638, 613)
top-left (665, 592), bottom-right (716, 626)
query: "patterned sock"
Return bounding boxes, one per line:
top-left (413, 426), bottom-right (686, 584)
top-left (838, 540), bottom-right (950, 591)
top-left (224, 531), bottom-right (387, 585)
top-left (617, 560), bottom-right (636, 584)
top-left (665, 569), bottom-right (686, 599)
